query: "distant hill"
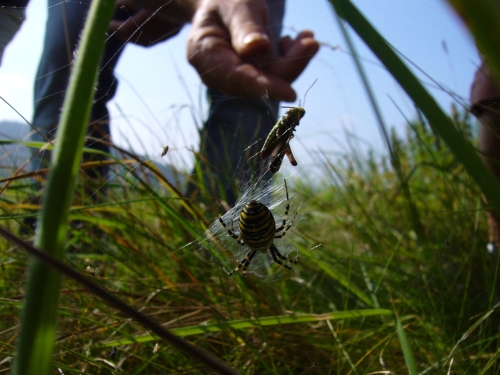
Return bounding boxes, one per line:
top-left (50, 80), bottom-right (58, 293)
top-left (0, 120), bottom-right (32, 177)
top-left (0, 120), bottom-right (31, 139)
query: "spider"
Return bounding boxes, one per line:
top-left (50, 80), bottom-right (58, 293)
top-left (218, 179), bottom-right (298, 277)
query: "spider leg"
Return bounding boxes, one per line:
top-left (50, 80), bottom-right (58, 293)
top-left (274, 210), bottom-right (297, 239)
top-left (218, 200), bottom-right (240, 240)
top-left (231, 217), bottom-right (245, 246)
top-left (228, 249), bottom-right (257, 277)
top-left (275, 179), bottom-right (293, 234)
top-left (241, 249), bottom-right (258, 277)
top-left (270, 244), bottom-right (292, 270)
top-left (271, 243), bottom-right (299, 265)
top-left (284, 145), bottom-right (298, 166)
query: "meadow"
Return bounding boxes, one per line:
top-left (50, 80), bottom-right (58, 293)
top-left (1, 0), bottom-right (500, 374)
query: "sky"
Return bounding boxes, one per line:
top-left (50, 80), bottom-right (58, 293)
top-left (0, 0), bottom-right (480, 178)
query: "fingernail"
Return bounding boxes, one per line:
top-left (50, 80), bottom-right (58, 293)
top-left (243, 32), bottom-right (269, 46)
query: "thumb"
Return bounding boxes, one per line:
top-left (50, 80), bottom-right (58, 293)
top-left (223, 1), bottom-right (272, 57)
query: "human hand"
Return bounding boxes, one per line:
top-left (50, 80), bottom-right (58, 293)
top-left (109, 9), bottom-right (183, 47)
top-left (186, 0), bottom-right (319, 102)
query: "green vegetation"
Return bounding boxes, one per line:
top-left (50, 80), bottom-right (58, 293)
top-left (1, 0), bottom-right (500, 373)
top-left (2, 107), bottom-right (499, 374)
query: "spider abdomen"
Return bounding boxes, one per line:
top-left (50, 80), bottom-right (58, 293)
top-left (239, 200), bottom-right (276, 251)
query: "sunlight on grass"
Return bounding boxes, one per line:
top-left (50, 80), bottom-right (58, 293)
top-left (1, 0), bottom-right (500, 373)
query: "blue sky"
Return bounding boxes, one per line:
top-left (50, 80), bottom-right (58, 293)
top-left (0, 0), bottom-right (479, 177)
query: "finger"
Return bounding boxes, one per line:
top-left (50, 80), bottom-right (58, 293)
top-left (200, 58), bottom-right (296, 101)
top-left (296, 30), bottom-right (316, 40)
top-left (115, 0), bottom-right (137, 10)
top-left (279, 36), bottom-right (293, 56)
top-left (279, 30), bottom-right (315, 55)
top-left (221, 1), bottom-right (273, 57)
top-left (110, 11), bottom-right (180, 46)
top-left (109, 19), bottom-right (124, 33)
top-left (222, 64), bottom-right (297, 101)
top-left (188, 36), bottom-right (296, 101)
top-left (279, 30), bottom-right (317, 57)
top-left (267, 33), bottom-right (320, 83)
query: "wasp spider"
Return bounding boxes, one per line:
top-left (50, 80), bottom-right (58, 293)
top-left (218, 179), bottom-right (298, 277)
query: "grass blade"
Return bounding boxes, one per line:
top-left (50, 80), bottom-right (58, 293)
top-left (12, 1), bottom-right (115, 374)
top-left (446, 0), bottom-right (500, 83)
top-left (396, 318), bottom-right (418, 375)
top-left (0, 224), bottom-right (242, 375)
top-left (103, 309), bottom-right (394, 346)
top-left (328, 0), bottom-right (500, 219)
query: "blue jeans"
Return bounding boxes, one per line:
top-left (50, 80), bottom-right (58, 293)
top-left (32, 0), bottom-right (285, 201)
top-left (32, 0), bottom-right (126, 178)
top-left (0, 8), bottom-right (26, 66)
top-left (196, 0), bottom-right (284, 204)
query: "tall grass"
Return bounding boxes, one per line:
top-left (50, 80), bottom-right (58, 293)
top-left (0, 0), bottom-right (499, 373)
top-left (11, 2), bottom-right (115, 374)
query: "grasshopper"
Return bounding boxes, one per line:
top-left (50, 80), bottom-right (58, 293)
top-left (260, 80), bottom-right (316, 173)
top-left (261, 107), bottom-right (304, 173)
top-left (268, 140), bottom-right (298, 174)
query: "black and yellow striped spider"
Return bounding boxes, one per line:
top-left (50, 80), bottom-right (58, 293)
top-left (218, 179), bottom-right (298, 277)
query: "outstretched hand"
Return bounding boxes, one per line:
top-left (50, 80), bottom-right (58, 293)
top-left (186, 0), bottom-right (319, 101)
top-left (114, 0), bottom-right (319, 101)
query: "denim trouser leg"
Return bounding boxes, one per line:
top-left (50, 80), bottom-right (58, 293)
top-left (197, 0), bottom-right (285, 205)
top-left (0, 8), bottom-right (26, 66)
top-left (31, 0), bottom-right (126, 178)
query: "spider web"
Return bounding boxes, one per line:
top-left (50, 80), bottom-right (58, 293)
top-left (0, 1), bottom-right (482, 300)
top-left (0, 0), bottom-right (491, 373)
top-left (198, 174), bottom-right (304, 279)
top-left (0, 0), bottom-right (483, 305)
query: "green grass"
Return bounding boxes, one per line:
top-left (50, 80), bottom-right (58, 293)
top-left (2, 105), bottom-right (499, 374)
top-left (1, 0), bottom-right (500, 373)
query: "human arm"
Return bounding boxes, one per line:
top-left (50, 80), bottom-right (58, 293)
top-left (109, 7), bottom-right (183, 46)
top-left (185, 0), bottom-right (319, 101)
top-left (113, 0), bottom-right (319, 101)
